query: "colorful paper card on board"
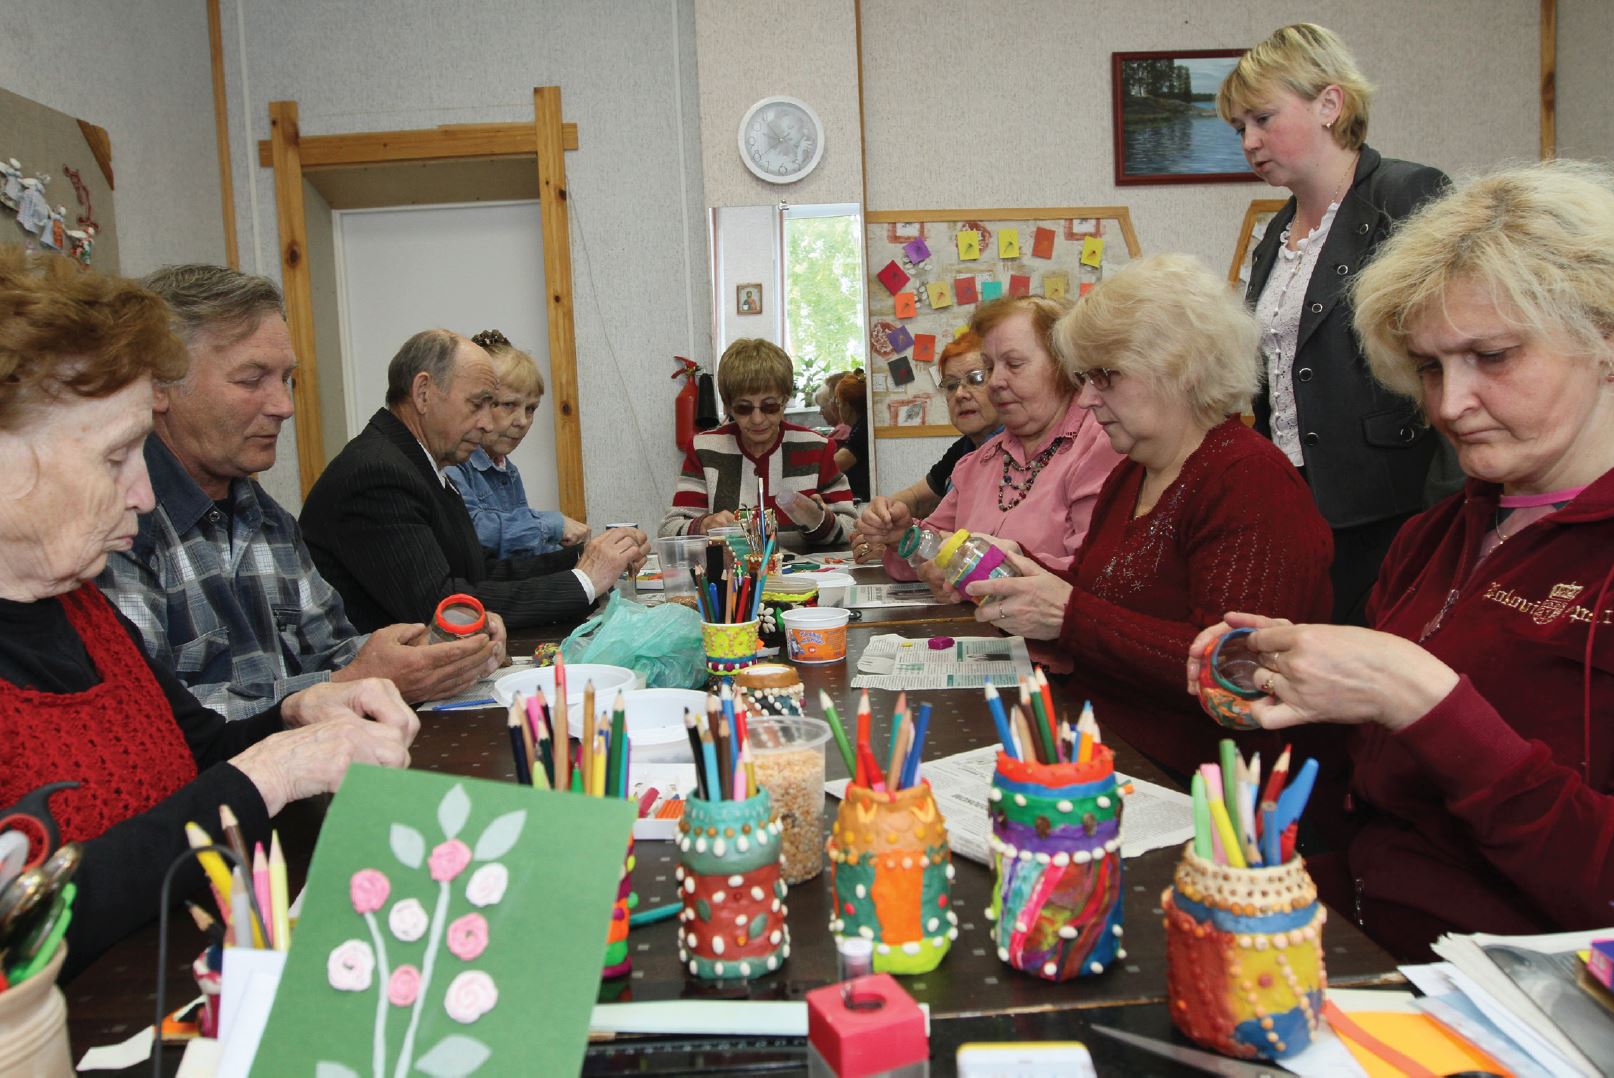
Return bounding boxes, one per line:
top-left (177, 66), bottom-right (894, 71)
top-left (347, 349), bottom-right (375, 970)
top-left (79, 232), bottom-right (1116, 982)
top-left (926, 280), bottom-right (954, 309)
top-left (998, 229), bottom-right (1020, 259)
top-left (980, 280), bottom-right (1004, 302)
top-left (877, 260), bottom-right (910, 295)
top-left (887, 356), bottom-right (916, 386)
top-left (954, 276), bottom-right (979, 305)
top-left (886, 325), bottom-right (914, 354)
top-left (1044, 273), bottom-right (1070, 299)
top-left (953, 325), bottom-right (970, 339)
top-left (252, 766), bottom-right (635, 1078)
top-left (1008, 274), bottom-right (1031, 298)
top-left (1032, 227), bottom-right (1056, 259)
top-left (957, 230), bottom-right (981, 261)
top-left (903, 237), bottom-right (932, 265)
top-left (893, 291), bottom-right (917, 318)
top-left (1081, 236), bottom-right (1105, 268)
top-left (912, 333), bottom-right (937, 362)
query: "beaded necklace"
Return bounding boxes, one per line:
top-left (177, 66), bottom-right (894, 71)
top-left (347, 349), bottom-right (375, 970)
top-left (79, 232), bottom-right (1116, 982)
top-left (998, 434), bottom-right (1069, 511)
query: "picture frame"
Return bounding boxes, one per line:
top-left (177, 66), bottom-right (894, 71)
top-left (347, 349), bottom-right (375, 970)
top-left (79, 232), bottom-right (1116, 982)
top-left (1111, 49), bottom-right (1259, 186)
top-left (736, 282), bottom-right (763, 315)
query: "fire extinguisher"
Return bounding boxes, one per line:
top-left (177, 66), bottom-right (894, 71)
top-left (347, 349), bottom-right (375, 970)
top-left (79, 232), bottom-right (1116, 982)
top-left (672, 356), bottom-right (701, 454)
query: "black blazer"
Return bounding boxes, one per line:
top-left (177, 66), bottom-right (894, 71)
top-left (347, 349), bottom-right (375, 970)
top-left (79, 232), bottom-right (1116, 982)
top-left (300, 408), bottom-right (587, 632)
top-left (1246, 145), bottom-right (1449, 530)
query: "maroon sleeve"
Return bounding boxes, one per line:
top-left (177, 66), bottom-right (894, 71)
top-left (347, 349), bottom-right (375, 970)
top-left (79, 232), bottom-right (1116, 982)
top-left (1395, 676), bottom-right (1614, 928)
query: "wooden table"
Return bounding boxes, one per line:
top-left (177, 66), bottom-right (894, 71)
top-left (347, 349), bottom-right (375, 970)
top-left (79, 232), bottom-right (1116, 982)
top-left (64, 607), bottom-right (1402, 1072)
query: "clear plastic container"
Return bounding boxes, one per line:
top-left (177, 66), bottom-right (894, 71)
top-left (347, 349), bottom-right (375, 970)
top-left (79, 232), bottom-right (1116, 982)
top-left (895, 523), bottom-right (946, 568)
top-left (935, 529), bottom-right (1020, 604)
top-left (749, 716), bottom-right (832, 884)
top-left (654, 535), bottom-right (709, 602)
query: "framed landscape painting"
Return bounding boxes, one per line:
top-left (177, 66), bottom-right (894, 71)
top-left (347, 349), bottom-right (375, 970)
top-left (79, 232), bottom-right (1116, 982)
top-left (1112, 49), bottom-right (1259, 186)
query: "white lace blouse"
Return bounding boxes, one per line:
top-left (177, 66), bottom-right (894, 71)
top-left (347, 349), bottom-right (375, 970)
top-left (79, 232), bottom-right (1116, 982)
top-left (1255, 202), bottom-right (1340, 467)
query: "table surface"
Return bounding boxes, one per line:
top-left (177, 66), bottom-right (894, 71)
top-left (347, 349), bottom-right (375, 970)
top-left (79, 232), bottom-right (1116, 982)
top-left (63, 602), bottom-right (1402, 1071)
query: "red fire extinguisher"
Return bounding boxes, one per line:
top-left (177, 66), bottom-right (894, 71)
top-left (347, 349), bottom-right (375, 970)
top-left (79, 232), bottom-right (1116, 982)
top-left (673, 356), bottom-right (701, 454)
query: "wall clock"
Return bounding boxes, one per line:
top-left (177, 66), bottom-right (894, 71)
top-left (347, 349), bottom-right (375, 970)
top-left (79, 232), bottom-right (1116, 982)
top-left (737, 96), bottom-right (824, 184)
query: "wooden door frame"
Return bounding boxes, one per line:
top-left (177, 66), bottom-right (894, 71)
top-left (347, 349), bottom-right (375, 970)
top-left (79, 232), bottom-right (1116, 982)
top-left (260, 89), bottom-right (587, 519)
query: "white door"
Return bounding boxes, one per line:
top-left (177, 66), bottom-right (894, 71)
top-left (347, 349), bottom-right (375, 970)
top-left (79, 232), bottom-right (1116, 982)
top-left (332, 200), bottom-right (558, 516)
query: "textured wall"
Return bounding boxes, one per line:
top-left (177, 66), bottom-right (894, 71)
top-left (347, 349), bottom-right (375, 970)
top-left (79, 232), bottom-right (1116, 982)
top-left (0, 0), bottom-right (224, 273)
top-left (223, 0), bottom-right (711, 520)
top-left (1557, 0), bottom-right (1614, 160)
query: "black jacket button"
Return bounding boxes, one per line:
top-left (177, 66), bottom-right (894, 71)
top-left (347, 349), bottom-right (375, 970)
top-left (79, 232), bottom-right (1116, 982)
top-left (1336, 264), bottom-right (1349, 275)
top-left (1356, 222), bottom-right (1370, 235)
top-left (1309, 302), bottom-right (1323, 313)
top-left (1399, 426), bottom-right (1416, 443)
top-left (1304, 432), bottom-right (1319, 446)
top-left (1297, 368), bottom-right (1314, 382)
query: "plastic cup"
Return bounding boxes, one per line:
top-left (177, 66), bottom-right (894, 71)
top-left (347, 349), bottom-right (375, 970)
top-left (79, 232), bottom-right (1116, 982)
top-left (782, 607), bottom-right (850, 664)
top-left (799, 570), bottom-right (854, 608)
top-left (654, 535), bottom-right (709, 601)
top-left (749, 716), bottom-right (832, 884)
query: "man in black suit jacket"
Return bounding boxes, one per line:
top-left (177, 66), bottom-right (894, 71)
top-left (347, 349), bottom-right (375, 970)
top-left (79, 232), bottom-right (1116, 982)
top-left (300, 329), bottom-right (646, 632)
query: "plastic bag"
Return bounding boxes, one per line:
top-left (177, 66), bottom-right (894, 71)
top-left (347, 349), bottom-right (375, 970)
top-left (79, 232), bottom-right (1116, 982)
top-left (559, 592), bottom-right (706, 688)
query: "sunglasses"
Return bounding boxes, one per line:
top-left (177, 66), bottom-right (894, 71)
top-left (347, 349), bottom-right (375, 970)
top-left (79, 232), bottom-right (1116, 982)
top-left (729, 399), bottom-right (784, 417)
top-left (939, 369), bottom-right (988, 395)
top-left (1072, 367), bottom-right (1122, 391)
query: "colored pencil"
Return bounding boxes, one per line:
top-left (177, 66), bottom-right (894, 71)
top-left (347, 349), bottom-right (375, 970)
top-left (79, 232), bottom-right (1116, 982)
top-left (901, 703), bottom-right (932, 790)
top-left (817, 690), bottom-right (857, 774)
top-left (554, 654), bottom-right (570, 792)
top-left (506, 707), bottom-right (531, 786)
top-left (218, 804), bottom-right (250, 875)
top-left (230, 867), bottom-right (254, 948)
top-left (1206, 798), bottom-right (1247, 869)
top-left (1262, 744), bottom-right (1292, 807)
top-left (1274, 758), bottom-right (1319, 837)
top-left (1034, 667), bottom-right (1059, 758)
top-left (513, 699), bottom-right (537, 778)
top-left (1218, 739), bottom-right (1241, 833)
top-left (186, 901), bottom-right (226, 948)
top-left (1190, 773), bottom-right (1213, 860)
top-left (887, 719), bottom-right (912, 792)
top-left (269, 831), bottom-right (290, 952)
top-left (582, 682), bottom-right (598, 794)
top-left (857, 742), bottom-right (887, 793)
top-left (683, 711), bottom-right (709, 800)
top-left (1261, 801), bottom-right (1281, 867)
top-left (606, 690), bottom-right (628, 798)
top-left (252, 844), bottom-right (272, 948)
top-left (185, 822), bottom-right (234, 922)
top-left (1076, 701), bottom-right (1099, 764)
top-left (699, 719), bottom-right (721, 802)
top-left (1011, 705), bottom-right (1037, 763)
top-left (983, 681), bottom-right (1017, 758)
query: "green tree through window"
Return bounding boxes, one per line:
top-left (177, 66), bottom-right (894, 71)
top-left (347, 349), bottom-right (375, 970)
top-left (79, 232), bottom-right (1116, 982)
top-left (783, 212), bottom-right (866, 404)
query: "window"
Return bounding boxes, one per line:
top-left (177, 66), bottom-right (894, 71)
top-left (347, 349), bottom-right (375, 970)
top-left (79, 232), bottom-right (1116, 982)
top-left (781, 203), bottom-right (865, 407)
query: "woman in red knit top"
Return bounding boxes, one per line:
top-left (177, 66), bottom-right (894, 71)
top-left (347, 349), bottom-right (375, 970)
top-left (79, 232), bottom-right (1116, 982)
top-left (1189, 161), bottom-right (1614, 958)
top-left (0, 251), bottom-right (418, 979)
top-left (967, 255), bottom-right (1336, 783)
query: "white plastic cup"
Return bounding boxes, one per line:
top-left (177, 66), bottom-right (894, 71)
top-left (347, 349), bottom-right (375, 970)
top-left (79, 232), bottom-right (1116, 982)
top-left (801, 570), bottom-right (854, 608)
top-left (654, 535), bottom-right (709, 600)
top-left (781, 607), bottom-right (850, 664)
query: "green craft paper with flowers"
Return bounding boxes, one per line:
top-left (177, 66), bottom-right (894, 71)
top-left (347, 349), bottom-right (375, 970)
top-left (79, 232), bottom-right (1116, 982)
top-left (252, 765), bottom-right (634, 1077)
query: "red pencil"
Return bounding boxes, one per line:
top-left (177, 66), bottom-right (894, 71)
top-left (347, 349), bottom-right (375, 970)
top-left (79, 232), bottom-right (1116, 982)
top-left (1034, 668), bottom-right (1059, 758)
top-left (1262, 744), bottom-right (1292, 807)
top-left (857, 742), bottom-right (888, 792)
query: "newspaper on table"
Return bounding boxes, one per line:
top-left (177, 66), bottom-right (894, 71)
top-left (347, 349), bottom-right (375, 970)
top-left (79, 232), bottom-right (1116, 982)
top-left (851, 633), bottom-right (1033, 690)
top-left (846, 581), bottom-right (952, 609)
top-left (827, 744), bottom-right (1195, 863)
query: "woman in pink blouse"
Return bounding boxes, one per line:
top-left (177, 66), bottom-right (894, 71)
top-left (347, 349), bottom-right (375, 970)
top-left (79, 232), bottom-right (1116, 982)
top-left (858, 296), bottom-right (1123, 593)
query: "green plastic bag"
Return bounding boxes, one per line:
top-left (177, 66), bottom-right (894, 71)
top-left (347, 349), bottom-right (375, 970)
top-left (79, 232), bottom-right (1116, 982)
top-left (559, 592), bottom-right (706, 688)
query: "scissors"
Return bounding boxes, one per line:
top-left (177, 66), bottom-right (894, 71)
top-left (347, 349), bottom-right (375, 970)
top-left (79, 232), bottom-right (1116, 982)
top-left (1090, 1025), bottom-right (1289, 1077)
top-left (0, 781), bottom-right (79, 889)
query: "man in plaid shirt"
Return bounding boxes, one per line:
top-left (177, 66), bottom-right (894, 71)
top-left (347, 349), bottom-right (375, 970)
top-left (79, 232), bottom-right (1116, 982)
top-left (98, 265), bottom-right (504, 719)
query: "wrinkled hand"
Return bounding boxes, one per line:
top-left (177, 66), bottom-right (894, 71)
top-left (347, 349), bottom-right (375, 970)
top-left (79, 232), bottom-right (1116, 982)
top-left (560, 516), bottom-right (592, 547)
top-left (856, 496), bottom-right (912, 547)
top-left (1184, 612), bottom-right (1287, 696)
top-left (281, 677), bottom-right (420, 741)
top-left (852, 538), bottom-right (885, 564)
top-left (915, 558), bottom-right (963, 603)
top-left (966, 552), bottom-right (1067, 640)
top-left (482, 612), bottom-right (508, 677)
top-left (696, 510), bottom-right (738, 534)
top-left (335, 622), bottom-right (498, 703)
top-left (775, 489), bottom-right (825, 530)
top-left (231, 719), bottom-right (411, 815)
top-left (576, 528), bottom-right (646, 595)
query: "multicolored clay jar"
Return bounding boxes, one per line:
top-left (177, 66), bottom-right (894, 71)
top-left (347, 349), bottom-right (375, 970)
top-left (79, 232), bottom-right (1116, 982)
top-left (986, 747), bottom-right (1125, 981)
top-left (675, 791), bottom-right (789, 980)
top-left (602, 838), bottom-right (636, 978)
top-left (1163, 845), bottom-right (1326, 1060)
top-left (827, 782), bottom-right (955, 975)
top-left (757, 577), bottom-right (818, 648)
top-left (1196, 627), bottom-right (1263, 731)
top-left (701, 618), bottom-right (760, 676)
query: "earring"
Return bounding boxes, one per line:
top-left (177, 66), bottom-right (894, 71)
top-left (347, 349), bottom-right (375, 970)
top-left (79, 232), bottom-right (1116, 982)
top-left (1325, 120), bottom-right (1335, 130)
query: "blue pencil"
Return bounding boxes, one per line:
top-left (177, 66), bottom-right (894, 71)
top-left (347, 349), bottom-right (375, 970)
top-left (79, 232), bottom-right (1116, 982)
top-left (900, 703), bottom-right (932, 789)
top-left (1273, 758), bottom-right (1319, 836)
top-left (1261, 802), bottom-right (1281, 866)
top-left (707, 582), bottom-right (721, 622)
top-left (983, 681), bottom-right (1018, 759)
top-left (699, 719), bottom-right (722, 804)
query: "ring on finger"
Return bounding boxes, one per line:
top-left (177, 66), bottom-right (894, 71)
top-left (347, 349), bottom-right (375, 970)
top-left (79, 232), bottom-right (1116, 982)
top-left (1259, 674), bottom-right (1278, 696)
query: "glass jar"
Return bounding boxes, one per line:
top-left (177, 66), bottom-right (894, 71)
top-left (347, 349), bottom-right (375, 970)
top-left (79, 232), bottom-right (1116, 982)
top-left (935, 530), bottom-right (1020, 604)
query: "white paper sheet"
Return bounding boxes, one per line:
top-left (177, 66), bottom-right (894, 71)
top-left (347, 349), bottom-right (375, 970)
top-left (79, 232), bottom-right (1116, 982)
top-left (851, 634), bottom-right (1033, 690)
top-left (827, 744), bottom-right (1195, 864)
top-left (846, 582), bottom-right (951, 609)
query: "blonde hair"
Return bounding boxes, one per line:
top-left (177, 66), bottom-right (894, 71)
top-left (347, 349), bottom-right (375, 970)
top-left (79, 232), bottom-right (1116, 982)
top-left (471, 329), bottom-right (544, 398)
top-left (1217, 24), bottom-right (1373, 151)
top-left (716, 338), bottom-right (793, 406)
top-left (969, 295), bottom-right (1077, 394)
top-left (1353, 159), bottom-right (1614, 398)
top-left (1052, 254), bottom-right (1261, 426)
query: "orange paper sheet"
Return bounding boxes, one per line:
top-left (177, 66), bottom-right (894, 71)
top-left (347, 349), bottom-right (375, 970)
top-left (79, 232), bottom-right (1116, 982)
top-left (1333, 1011), bottom-right (1511, 1078)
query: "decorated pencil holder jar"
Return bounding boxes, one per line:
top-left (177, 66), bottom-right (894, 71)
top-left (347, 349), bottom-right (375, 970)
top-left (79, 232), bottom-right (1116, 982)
top-left (1163, 845), bottom-right (1326, 1060)
top-left (757, 576), bottom-right (818, 648)
top-left (986, 746), bottom-right (1125, 981)
top-left (676, 791), bottom-right (789, 980)
top-left (827, 782), bottom-right (955, 975)
top-left (701, 618), bottom-right (760, 677)
top-left (1196, 627), bottom-right (1264, 731)
top-left (602, 838), bottom-right (636, 978)
top-left (734, 663), bottom-right (805, 716)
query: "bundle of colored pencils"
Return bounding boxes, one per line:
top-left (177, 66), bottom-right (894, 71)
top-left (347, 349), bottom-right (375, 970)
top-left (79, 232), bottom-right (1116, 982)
top-left (1190, 740), bottom-right (1317, 868)
top-left (691, 528), bottom-right (774, 626)
top-left (507, 650), bottom-right (632, 800)
top-left (818, 687), bottom-right (933, 794)
top-left (681, 683), bottom-right (758, 802)
top-left (981, 670), bottom-right (1100, 765)
top-left (183, 806), bottom-right (290, 951)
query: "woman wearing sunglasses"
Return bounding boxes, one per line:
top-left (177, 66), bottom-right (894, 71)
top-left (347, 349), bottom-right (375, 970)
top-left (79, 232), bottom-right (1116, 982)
top-left (967, 256), bottom-right (1335, 783)
top-left (660, 338), bottom-right (856, 548)
top-left (857, 296), bottom-right (1123, 594)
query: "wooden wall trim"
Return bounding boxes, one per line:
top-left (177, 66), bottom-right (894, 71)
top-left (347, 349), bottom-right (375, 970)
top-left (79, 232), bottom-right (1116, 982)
top-left (268, 101), bottom-right (325, 498)
top-left (257, 121), bottom-right (579, 170)
top-left (533, 87), bottom-right (587, 522)
top-left (207, 0), bottom-right (239, 269)
top-left (1541, 0), bottom-right (1557, 159)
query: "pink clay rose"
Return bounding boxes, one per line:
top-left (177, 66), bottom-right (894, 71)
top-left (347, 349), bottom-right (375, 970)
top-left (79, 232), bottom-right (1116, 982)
top-left (388, 965), bottom-right (421, 1007)
top-left (349, 868), bottom-right (391, 914)
top-left (446, 912), bottom-right (489, 961)
top-left (428, 839), bottom-right (472, 882)
top-left (443, 970), bottom-right (498, 1024)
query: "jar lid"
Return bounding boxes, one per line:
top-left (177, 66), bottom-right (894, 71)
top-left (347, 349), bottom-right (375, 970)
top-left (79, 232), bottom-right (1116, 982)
top-left (935, 528), bottom-right (972, 567)
top-left (432, 593), bottom-right (487, 637)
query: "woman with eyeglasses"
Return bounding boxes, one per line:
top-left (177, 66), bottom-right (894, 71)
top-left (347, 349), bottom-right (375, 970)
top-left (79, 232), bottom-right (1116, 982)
top-left (660, 338), bottom-right (856, 548)
top-left (857, 296), bottom-right (1122, 593)
top-left (967, 256), bottom-right (1335, 782)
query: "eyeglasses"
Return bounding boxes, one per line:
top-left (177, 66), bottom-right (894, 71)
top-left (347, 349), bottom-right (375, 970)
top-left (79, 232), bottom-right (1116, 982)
top-left (729, 399), bottom-right (784, 417)
top-left (938, 369), bottom-right (988, 395)
top-left (1072, 368), bottom-right (1123, 391)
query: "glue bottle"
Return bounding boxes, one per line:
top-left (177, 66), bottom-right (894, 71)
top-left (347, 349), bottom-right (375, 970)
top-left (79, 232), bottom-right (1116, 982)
top-left (895, 523), bottom-right (946, 569)
top-left (934, 529), bottom-right (1020, 604)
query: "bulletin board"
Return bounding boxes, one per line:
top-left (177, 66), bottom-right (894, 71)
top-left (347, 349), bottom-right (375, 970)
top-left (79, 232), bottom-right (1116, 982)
top-left (864, 207), bottom-right (1141, 438)
top-left (1227, 198), bottom-right (1288, 290)
top-left (0, 86), bottom-right (118, 273)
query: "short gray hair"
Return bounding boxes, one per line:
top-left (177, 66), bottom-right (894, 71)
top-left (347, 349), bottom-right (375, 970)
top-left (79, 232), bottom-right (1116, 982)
top-left (386, 328), bottom-right (464, 406)
top-left (142, 264), bottom-right (285, 345)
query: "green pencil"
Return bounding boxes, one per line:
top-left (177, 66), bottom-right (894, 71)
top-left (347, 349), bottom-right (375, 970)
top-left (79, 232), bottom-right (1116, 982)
top-left (1190, 772), bottom-right (1213, 860)
top-left (1218, 739), bottom-right (1241, 834)
top-left (817, 690), bottom-right (857, 774)
top-left (606, 691), bottom-right (628, 798)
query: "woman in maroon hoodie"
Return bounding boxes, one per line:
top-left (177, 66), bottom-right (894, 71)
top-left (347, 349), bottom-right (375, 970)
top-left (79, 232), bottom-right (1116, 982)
top-left (1188, 161), bottom-right (1614, 959)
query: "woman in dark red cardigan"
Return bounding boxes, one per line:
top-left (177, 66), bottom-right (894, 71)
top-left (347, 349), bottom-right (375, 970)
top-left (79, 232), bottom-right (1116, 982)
top-left (1188, 161), bottom-right (1614, 958)
top-left (0, 251), bottom-right (418, 980)
top-left (967, 254), bottom-right (1336, 783)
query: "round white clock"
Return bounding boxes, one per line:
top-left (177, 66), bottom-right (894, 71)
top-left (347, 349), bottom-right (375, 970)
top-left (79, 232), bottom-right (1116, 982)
top-left (737, 96), bottom-right (824, 184)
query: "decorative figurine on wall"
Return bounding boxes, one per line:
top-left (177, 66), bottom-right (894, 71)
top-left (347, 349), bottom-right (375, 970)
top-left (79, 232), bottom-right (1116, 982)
top-left (0, 158), bottom-right (22, 210)
top-left (15, 177), bottom-right (50, 235)
top-left (67, 224), bottom-right (96, 265)
top-left (38, 205), bottom-right (66, 250)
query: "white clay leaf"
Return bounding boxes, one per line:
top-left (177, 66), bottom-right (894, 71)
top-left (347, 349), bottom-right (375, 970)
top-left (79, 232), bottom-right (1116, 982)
top-left (316, 1064), bottom-right (361, 1078)
top-left (390, 823), bottom-right (425, 869)
top-left (438, 784), bottom-right (471, 840)
top-left (471, 810), bottom-right (526, 861)
top-left (413, 1034), bottom-right (491, 1076)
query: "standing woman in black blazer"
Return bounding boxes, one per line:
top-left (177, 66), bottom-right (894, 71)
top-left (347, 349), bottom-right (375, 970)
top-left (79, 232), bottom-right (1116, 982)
top-left (1220, 24), bottom-right (1451, 625)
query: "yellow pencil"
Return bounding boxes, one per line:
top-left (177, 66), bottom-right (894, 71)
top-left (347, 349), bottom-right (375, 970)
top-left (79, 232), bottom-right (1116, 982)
top-left (582, 681), bottom-right (598, 793)
top-left (592, 731), bottom-right (607, 797)
top-left (269, 831), bottom-right (291, 951)
top-left (1206, 798), bottom-right (1247, 869)
top-left (186, 822), bottom-right (235, 918)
